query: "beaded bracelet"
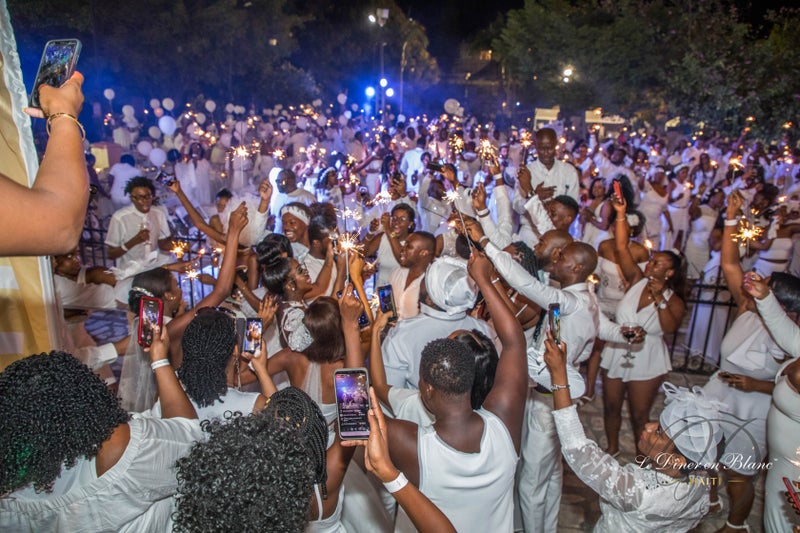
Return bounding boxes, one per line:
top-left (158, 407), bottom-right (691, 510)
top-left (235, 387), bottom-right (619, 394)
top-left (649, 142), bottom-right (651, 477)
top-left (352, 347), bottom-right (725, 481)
top-left (46, 112), bottom-right (86, 140)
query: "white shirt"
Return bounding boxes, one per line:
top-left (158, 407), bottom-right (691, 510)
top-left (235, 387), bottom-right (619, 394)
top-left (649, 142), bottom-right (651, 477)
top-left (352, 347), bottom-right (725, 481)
top-left (400, 148), bottom-right (425, 192)
top-left (381, 304), bottom-right (495, 389)
top-left (105, 205), bottom-right (172, 271)
top-left (54, 267), bottom-right (117, 310)
top-left (108, 162), bottom-right (140, 207)
top-left (525, 159), bottom-right (580, 201)
top-left (388, 267), bottom-right (423, 320)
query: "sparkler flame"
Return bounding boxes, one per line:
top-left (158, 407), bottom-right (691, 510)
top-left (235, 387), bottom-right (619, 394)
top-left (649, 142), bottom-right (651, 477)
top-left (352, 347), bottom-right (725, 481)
top-left (477, 139), bottom-right (497, 160)
top-left (731, 220), bottom-right (763, 246)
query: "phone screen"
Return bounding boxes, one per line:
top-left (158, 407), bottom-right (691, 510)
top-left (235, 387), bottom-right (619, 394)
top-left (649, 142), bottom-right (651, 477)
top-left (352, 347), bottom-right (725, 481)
top-left (377, 284), bottom-right (396, 316)
top-left (335, 368), bottom-right (370, 440)
top-left (613, 179), bottom-right (622, 201)
top-left (138, 296), bottom-right (163, 347)
top-left (243, 318), bottom-right (263, 354)
top-left (30, 39), bottom-right (82, 108)
top-left (337, 290), bottom-right (370, 328)
top-left (548, 303), bottom-right (561, 345)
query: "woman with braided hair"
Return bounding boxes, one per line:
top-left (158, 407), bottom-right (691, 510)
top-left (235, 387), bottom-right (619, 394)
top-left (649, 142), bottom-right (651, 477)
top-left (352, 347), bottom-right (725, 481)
top-left (0, 328), bottom-right (201, 531)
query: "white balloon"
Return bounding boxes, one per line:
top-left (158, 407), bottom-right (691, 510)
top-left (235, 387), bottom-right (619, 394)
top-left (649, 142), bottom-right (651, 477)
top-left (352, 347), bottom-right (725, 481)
top-left (275, 104), bottom-right (283, 111)
top-left (205, 100), bottom-right (216, 112)
top-left (149, 148), bottom-right (167, 167)
top-left (337, 93), bottom-right (347, 105)
top-left (154, 107), bottom-right (164, 118)
top-left (344, 110), bottom-right (352, 119)
top-left (162, 98), bottom-right (175, 111)
top-left (122, 104), bottom-right (135, 117)
top-left (264, 109), bottom-right (274, 117)
top-left (195, 112), bottom-right (206, 125)
top-left (225, 103), bottom-right (235, 113)
top-left (296, 116), bottom-right (309, 130)
top-left (350, 103), bottom-right (359, 111)
top-left (158, 115), bottom-right (177, 136)
top-left (149, 98), bottom-right (161, 109)
top-left (136, 140), bottom-right (153, 156)
top-left (389, 114), bottom-right (395, 122)
top-left (220, 132), bottom-right (232, 148)
top-left (397, 114), bottom-right (406, 123)
top-left (316, 116), bottom-right (327, 127)
top-left (312, 99), bottom-right (322, 107)
top-left (103, 88), bottom-right (115, 100)
top-left (234, 105), bottom-right (245, 115)
top-left (148, 126), bottom-right (162, 139)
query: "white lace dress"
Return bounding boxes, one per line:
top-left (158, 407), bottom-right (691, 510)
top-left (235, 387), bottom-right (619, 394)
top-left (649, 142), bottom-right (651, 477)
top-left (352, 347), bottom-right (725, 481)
top-left (552, 405), bottom-right (710, 532)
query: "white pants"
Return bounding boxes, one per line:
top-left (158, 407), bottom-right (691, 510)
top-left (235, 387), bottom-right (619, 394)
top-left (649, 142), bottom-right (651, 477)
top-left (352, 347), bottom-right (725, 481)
top-left (516, 388), bottom-right (562, 533)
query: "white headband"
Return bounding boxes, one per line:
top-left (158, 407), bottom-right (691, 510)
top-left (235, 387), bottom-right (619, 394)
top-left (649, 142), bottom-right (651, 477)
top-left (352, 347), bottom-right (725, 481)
top-left (280, 205), bottom-right (310, 225)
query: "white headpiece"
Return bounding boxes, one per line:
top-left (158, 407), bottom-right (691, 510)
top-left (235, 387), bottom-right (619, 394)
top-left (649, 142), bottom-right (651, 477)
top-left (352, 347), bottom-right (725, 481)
top-left (625, 213), bottom-right (640, 227)
top-left (424, 256), bottom-right (478, 315)
top-left (659, 382), bottom-right (724, 467)
top-left (280, 204), bottom-right (310, 226)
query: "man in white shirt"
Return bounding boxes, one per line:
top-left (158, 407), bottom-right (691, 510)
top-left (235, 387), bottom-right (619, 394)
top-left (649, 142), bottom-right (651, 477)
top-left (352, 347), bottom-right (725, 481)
top-left (399, 137), bottom-right (427, 193)
top-left (388, 231), bottom-right (436, 320)
top-left (272, 169), bottom-right (316, 234)
top-left (526, 128), bottom-right (580, 202)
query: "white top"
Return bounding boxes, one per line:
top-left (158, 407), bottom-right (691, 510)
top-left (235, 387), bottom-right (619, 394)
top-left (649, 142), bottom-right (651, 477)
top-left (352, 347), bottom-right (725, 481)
top-left (375, 234), bottom-right (401, 289)
top-left (53, 267), bottom-right (117, 310)
top-left (552, 405), bottom-right (709, 533)
top-left (108, 162), bottom-right (139, 207)
top-left (381, 304), bottom-right (495, 390)
top-left (151, 386), bottom-right (260, 422)
top-left (0, 416), bottom-right (203, 533)
top-left (387, 386), bottom-right (433, 427)
top-left (638, 183), bottom-right (669, 238)
top-left (525, 159), bottom-right (580, 201)
top-left (755, 291), bottom-right (800, 357)
top-left (305, 485), bottom-right (345, 533)
top-left (601, 278), bottom-right (673, 381)
top-left (105, 204), bottom-right (172, 271)
top-left (388, 267), bottom-right (423, 320)
top-left (418, 409), bottom-right (517, 533)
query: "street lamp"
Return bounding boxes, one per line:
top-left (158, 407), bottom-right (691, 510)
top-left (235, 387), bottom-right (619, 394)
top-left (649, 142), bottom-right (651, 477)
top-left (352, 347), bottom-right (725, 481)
top-left (365, 86), bottom-right (376, 98)
top-left (380, 78), bottom-right (388, 88)
top-left (385, 88), bottom-right (395, 98)
top-left (369, 8), bottom-right (390, 123)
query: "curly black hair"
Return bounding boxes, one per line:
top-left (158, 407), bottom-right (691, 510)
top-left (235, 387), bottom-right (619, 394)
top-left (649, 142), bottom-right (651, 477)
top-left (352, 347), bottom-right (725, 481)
top-left (178, 312), bottom-right (238, 407)
top-left (173, 407), bottom-right (316, 532)
top-left (420, 338), bottom-right (476, 396)
top-left (0, 352), bottom-right (129, 495)
top-left (123, 176), bottom-right (155, 196)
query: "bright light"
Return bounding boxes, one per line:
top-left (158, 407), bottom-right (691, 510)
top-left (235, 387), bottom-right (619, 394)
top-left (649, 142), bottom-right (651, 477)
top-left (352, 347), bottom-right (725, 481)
top-left (365, 86), bottom-right (376, 98)
top-left (563, 68), bottom-right (573, 77)
top-left (385, 88), bottom-right (395, 97)
top-left (562, 77), bottom-right (570, 83)
top-left (379, 78), bottom-right (388, 88)
top-left (368, 14), bottom-right (376, 23)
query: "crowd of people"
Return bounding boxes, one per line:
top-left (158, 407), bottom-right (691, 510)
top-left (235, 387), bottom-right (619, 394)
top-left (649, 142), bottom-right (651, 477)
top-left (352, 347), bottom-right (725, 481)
top-left (3, 73), bottom-right (800, 533)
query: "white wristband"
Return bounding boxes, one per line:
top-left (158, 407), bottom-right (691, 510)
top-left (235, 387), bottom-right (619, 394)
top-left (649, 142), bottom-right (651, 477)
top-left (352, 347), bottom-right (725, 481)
top-left (383, 472), bottom-right (409, 494)
top-left (150, 359), bottom-right (171, 371)
top-left (723, 218), bottom-right (738, 226)
top-left (121, 242), bottom-right (129, 252)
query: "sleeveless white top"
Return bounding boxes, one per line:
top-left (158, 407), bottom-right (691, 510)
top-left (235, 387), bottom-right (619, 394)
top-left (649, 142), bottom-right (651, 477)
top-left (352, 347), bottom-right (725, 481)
top-left (376, 234), bottom-right (401, 288)
top-left (418, 409), bottom-right (517, 532)
top-left (305, 485), bottom-right (346, 533)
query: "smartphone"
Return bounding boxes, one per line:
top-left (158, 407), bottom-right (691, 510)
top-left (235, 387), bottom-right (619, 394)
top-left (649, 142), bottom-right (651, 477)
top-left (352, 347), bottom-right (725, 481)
top-left (548, 303), bottom-right (561, 345)
top-left (155, 170), bottom-right (176, 187)
top-left (137, 296), bottom-right (163, 347)
top-left (718, 371), bottom-right (732, 379)
top-left (334, 368), bottom-right (371, 440)
top-left (783, 477), bottom-right (800, 515)
top-left (613, 179), bottom-right (622, 201)
top-left (29, 39), bottom-right (82, 108)
top-left (242, 318), bottom-right (263, 354)
top-left (336, 290), bottom-right (370, 329)
top-left (377, 284), bottom-right (397, 318)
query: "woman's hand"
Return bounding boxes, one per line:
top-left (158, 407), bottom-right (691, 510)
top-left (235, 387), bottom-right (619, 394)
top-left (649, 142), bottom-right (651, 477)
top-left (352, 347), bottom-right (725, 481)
top-left (368, 217), bottom-right (381, 235)
top-left (24, 71), bottom-right (84, 119)
top-left (543, 330), bottom-right (568, 377)
top-left (338, 283), bottom-right (364, 324)
top-left (726, 191), bottom-right (743, 219)
top-left (610, 191), bottom-right (626, 214)
top-left (373, 308), bottom-right (392, 331)
top-left (249, 334), bottom-right (269, 377)
top-left (380, 212), bottom-right (391, 233)
top-left (467, 251), bottom-right (494, 283)
top-left (341, 387), bottom-right (400, 482)
top-left (471, 183), bottom-right (487, 212)
top-left (228, 202), bottom-right (249, 234)
top-left (167, 179), bottom-right (183, 194)
top-left (145, 324), bottom-right (170, 364)
top-left (720, 372), bottom-right (758, 392)
top-left (743, 271), bottom-right (770, 300)
top-left (258, 293), bottom-right (279, 326)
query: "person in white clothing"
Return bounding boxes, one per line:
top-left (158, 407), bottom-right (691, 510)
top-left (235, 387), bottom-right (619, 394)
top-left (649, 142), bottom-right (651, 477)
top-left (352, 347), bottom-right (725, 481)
top-left (388, 231), bottom-right (436, 320)
top-left (525, 127), bottom-right (580, 202)
top-left (0, 331), bottom-right (202, 532)
top-left (379, 252), bottom-right (528, 533)
top-left (273, 169), bottom-right (317, 234)
top-left (399, 137), bottom-right (427, 194)
top-left (108, 154), bottom-right (139, 210)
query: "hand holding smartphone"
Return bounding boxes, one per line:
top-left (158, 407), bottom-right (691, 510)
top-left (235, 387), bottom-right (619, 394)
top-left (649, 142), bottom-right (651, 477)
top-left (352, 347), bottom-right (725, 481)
top-left (613, 180), bottom-right (623, 203)
top-left (335, 368), bottom-right (371, 440)
top-left (29, 39), bottom-right (82, 109)
top-left (242, 318), bottom-right (263, 354)
top-left (377, 284), bottom-right (397, 321)
top-left (138, 296), bottom-right (163, 347)
top-left (548, 303), bottom-right (561, 346)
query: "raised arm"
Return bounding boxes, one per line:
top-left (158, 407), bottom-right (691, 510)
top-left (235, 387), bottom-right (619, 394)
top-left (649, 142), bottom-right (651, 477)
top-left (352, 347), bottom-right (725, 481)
top-left (611, 195), bottom-right (644, 285)
top-left (148, 326), bottom-right (197, 419)
top-left (2, 73), bottom-right (87, 255)
top-left (721, 191), bottom-right (748, 307)
top-left (167, 179), bottom-right (226, 243)
top-left (368, 310), bottom-right (393, 405)
top-left (469, 252), bottom-right (527, 452)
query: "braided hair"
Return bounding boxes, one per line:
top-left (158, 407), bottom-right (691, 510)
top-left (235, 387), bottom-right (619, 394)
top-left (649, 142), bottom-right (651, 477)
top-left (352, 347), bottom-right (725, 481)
top-left (0, 352), bottom-right (129, 495)
top-left (178, 311), bottom-right (238, 407)
top-left (508, 241), bottom-right (538, 277)
top-left (265, 387), bottom-right (329, 499)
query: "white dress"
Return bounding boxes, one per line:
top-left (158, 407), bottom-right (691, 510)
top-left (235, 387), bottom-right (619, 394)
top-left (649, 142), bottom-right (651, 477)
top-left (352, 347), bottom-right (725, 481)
top-left (638, 183), bottom-right (669, 250)
top-left (0, 416), bottom-right (203, 532)
top-left (686, 251), bottom-right (733, 365)
top-left (119, 315), bottom-right (172, 413)
top-left (375, 234), bottom-right (401, 289)
top-left (753, 236), bottom-right (793, 277)
top-left (764, 374), bottom-right (800, 533)
top-left (552, 405), bottom-right (710, 532)
top-left (150, 386), bottom-right (259, 422)
top-left (418, 409), bottom-right (517, 533)
top-left (581, 201), bottom-right (609, 250)
top-left (595, 257), bottom-right (647, 320)
top-left (702, 311), bottom-right (784, 474)
top-left (684, 205), bottom-right (717, 278)
top-left (601, 279), bottom-right (672, 381)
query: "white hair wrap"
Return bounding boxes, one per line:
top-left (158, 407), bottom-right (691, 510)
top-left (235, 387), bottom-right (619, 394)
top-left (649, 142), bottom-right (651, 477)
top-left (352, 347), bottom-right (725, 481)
top-left (659, 382), bottom-right (724, 467)
top-left (625, 213), bottom-right (640, 227)
top-left (424, 256), bottom-right (478, 315)
top-left (280, 205), bottom-right (310, 225)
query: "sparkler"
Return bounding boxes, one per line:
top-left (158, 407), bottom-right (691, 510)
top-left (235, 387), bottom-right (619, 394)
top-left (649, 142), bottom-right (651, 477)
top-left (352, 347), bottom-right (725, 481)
top-left (520, 130), bottom-right (533, 163)
top-left (445, 189), bottom-right (473, 250)
top-left (731, 219), bottom-right (763, 255)
top-left (448, 134), bottom-right (464, 156)
top-left (477, 139), bottom-right (497, 161)
top-left (338, 232), bottom-right (364, 285)
top-left (272, 148), bottom-right (285, 160)
top-left (170, 240), bottom-right (191, 260)
top-left (374, 191), bottom-right (393, 214)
